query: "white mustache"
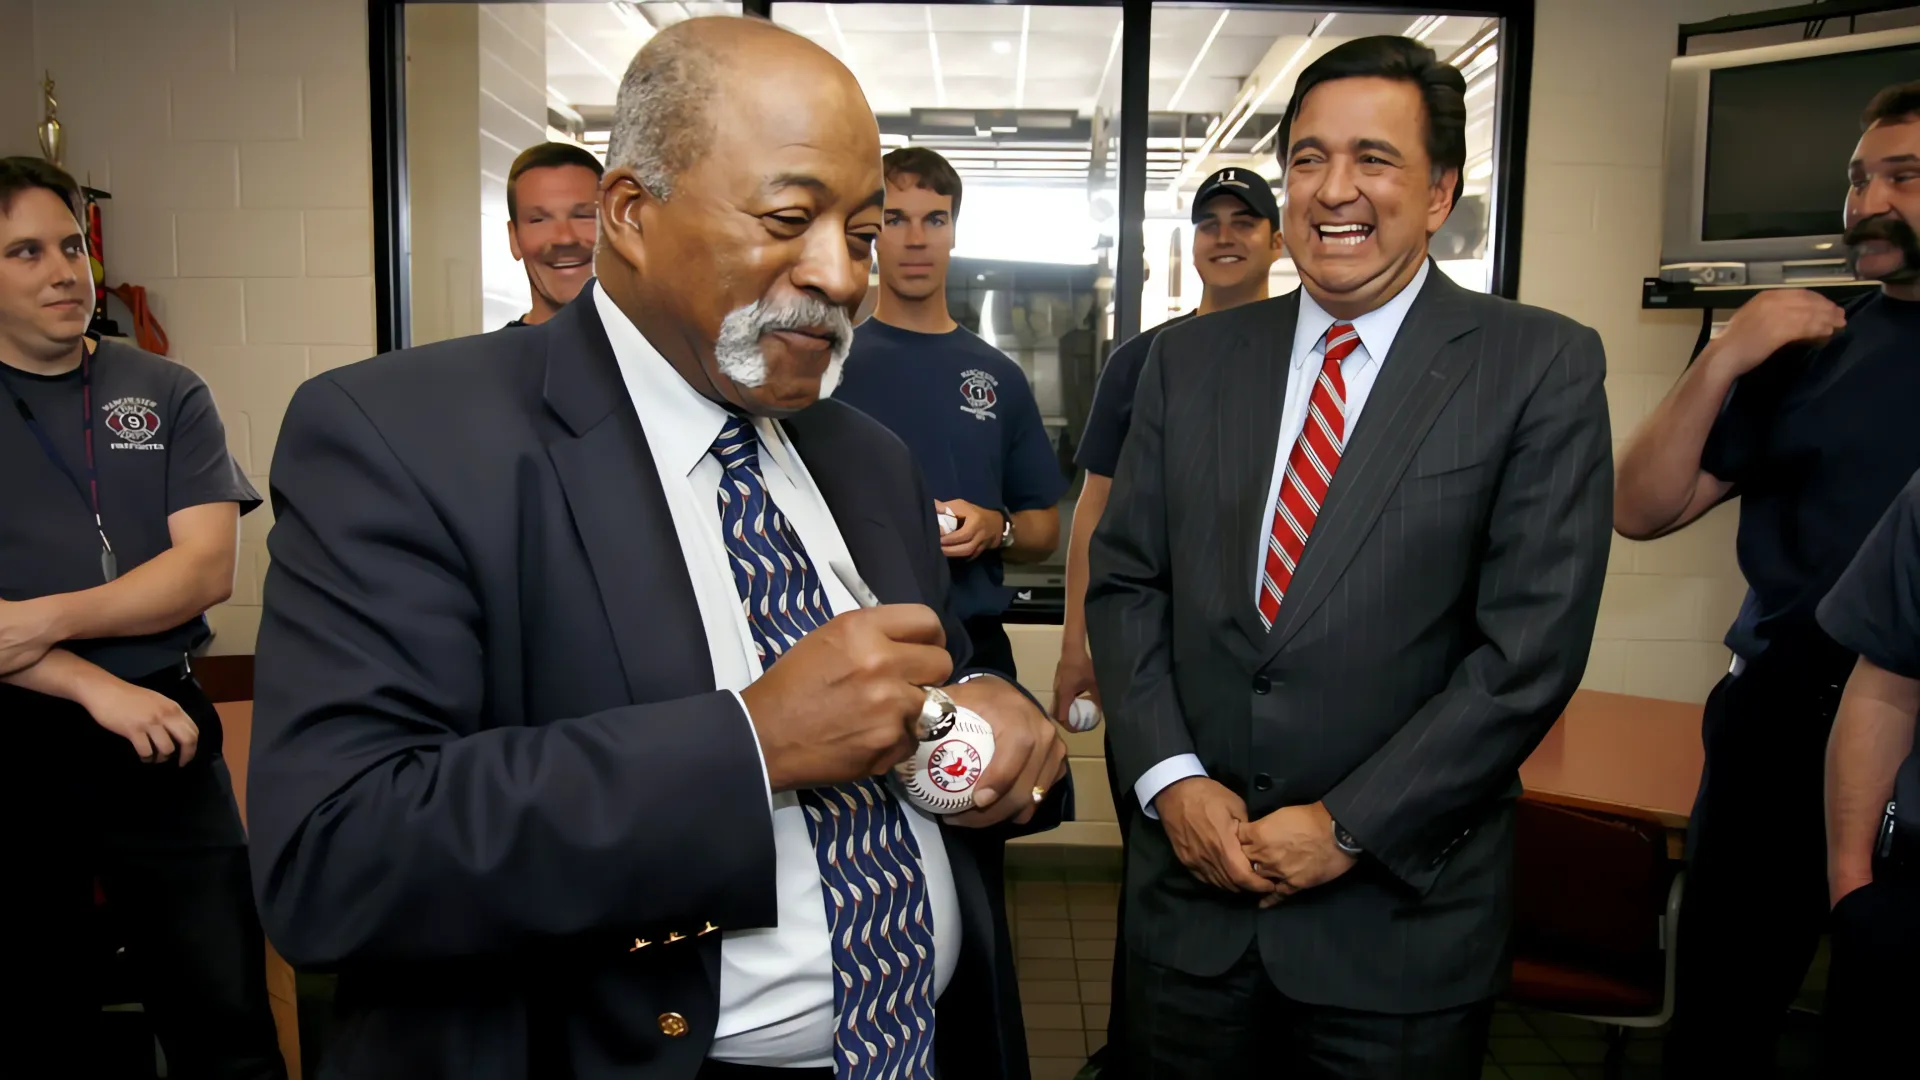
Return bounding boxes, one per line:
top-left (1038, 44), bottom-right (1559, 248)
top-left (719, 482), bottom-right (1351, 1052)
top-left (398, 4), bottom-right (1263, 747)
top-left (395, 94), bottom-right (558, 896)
top-left (714, 296), bottom-right (854, 395)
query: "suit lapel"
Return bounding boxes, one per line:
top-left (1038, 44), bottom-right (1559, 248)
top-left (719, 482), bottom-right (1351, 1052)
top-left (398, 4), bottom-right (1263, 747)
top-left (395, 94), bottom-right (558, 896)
top-left (1260, 270), bottom-right (1481, 662)
top-left (543, 287), bottom-right (716, 703)
top-left (783, 407), bottom-right (922, 606)
top-left (1225, 294), bottom-right (1300, 645)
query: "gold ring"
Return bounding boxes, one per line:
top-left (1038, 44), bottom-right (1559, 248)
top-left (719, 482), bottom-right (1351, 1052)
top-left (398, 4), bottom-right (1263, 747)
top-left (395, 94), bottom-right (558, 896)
top-left (1031, 785), bottom-right (1048, 804)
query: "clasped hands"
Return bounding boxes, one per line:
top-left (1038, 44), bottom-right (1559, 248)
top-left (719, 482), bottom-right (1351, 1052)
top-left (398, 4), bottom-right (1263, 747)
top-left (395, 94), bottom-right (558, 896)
top-left (740, 604), bottom-right (1066, 828)
top-left (1155, 777), bottom-right (1355, 907)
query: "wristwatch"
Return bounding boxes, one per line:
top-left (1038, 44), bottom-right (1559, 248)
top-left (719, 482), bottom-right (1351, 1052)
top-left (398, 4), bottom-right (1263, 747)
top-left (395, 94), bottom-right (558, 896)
top-left (1331, 819), bottom-right (1363, 857)
top-left (998, 511), bottom-right (1016, 550)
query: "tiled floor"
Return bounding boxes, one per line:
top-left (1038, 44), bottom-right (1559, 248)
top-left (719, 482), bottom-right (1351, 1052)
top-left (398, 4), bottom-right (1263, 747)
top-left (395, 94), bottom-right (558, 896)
top-left (1005, 846), bottom-right (1829, 1080)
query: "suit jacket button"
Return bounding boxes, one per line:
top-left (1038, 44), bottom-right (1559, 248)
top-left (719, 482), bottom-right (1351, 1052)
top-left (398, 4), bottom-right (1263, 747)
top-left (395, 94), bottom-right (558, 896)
top-left (1253, 773), bottom-right (1273, 792)
top-left (658, 1012), bottom-right (689, 1038)
top-left (1252, 675), bottom-right (1271, 695)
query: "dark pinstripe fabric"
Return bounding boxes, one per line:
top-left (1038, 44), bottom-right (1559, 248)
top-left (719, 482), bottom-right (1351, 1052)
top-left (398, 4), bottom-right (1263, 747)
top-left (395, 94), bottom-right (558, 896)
top-left (1085, 267), bottom-right (1612, 1014)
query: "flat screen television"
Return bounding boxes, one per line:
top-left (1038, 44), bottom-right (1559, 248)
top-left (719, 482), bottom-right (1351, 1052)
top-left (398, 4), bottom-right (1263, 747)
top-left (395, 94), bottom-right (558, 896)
top-left (1659, 25), bottom-right (1920, 282)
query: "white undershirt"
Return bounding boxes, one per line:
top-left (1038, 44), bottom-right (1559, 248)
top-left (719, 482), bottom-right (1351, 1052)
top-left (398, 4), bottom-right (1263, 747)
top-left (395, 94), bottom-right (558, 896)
top-left (595, 287), bottom-right (961, 1067)
top-left (1131, 261), bottom-right (1432, 818)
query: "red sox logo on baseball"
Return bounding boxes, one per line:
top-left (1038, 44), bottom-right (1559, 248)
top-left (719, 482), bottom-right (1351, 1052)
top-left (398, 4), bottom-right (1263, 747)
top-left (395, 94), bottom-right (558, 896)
top-left (927, 738), bottom-right (983, 793)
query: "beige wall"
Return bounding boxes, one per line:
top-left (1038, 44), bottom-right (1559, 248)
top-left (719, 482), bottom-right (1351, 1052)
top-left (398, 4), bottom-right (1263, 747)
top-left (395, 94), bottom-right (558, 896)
top-left (478, 3), bottom-right (549, 331)
top-left (406, 3), bottom-right (551, 342)
top-left (1, 0), bottom-right (37, 157)
top-left (405, 3), bottom-right (483, 346)
top-left (31, 0), bottom-right (376, 655)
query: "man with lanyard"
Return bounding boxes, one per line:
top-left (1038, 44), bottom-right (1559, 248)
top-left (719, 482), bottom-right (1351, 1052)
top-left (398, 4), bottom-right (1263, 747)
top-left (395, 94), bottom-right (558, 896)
top-left (0, 157), bottom-right (283, 1076)
top-left (501, 141), bottom-right (603, 329)
top-left (1815, 467), bottom-right (1920, 1074)
top-left (833, 147), bottom-right (1065, 681)
top-left (1613, 81), bottom-right (1920, 1073)
top-left (1054, 165), bottom-right (1282, 1080)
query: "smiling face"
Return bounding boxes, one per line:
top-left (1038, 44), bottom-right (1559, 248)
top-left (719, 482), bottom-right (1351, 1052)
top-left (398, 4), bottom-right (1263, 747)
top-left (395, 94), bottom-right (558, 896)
top-left (597, 29), bottom-right (883, 417)
top-left (1844, 115), bottom-right (1920, 291)
top-left (877, 180), bottom-right (955, 302)
top-left (0, 186), bottom-right (93, 369)
top-left (1192, 193), bottom-right (1281, 294)
top-left (1282, 75), bottom-right (1456, 320)
top-left (508, 163), bottom-right (602, 320)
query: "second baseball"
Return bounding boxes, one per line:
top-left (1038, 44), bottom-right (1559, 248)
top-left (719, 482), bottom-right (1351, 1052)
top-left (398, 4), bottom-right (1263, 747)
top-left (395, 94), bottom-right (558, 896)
top-left (893, 705), bottom-right (996, 815)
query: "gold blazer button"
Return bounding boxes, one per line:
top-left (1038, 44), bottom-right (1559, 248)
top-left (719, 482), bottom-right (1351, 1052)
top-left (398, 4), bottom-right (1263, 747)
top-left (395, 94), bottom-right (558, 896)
top-left (657, 1012), bottom-right (689, 1038)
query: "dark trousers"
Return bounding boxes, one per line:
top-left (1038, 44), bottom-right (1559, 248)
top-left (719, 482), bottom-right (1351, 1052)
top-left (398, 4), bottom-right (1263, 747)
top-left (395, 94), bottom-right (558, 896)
top-left (1093, 733), bottom-right (1135, 1075)
top-left (3, 666), bottom-right (286, 1079)
top-left (1126, 946), bottom-right (1491, 1079)
top-left (1665, 659), bottom-right (1845, 1076)
top-left (1822, 860), bottom-right (1920, 1075)
top-left (962, 615), bottom-right (1018, 682)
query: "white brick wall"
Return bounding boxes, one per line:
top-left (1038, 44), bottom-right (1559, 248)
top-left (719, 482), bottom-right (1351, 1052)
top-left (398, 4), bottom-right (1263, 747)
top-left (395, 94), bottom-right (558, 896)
top-left (1524, 0), bottom-right (1782, 704)
top-left (31, 0), bottom-right (376, 655)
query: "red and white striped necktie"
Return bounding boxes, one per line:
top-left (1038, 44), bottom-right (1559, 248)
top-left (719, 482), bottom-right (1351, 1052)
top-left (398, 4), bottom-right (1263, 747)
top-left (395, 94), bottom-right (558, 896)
top-left (1257, 322), bottom-right (1359, 630)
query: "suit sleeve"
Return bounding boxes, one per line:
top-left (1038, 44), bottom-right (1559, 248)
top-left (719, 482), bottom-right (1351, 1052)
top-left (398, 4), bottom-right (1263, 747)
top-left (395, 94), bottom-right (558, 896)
top-left (1322, 324), bottom-right (1613, 895)
top-left (249, 376), bottom-right (777, 969)
top-left (1085, 332), bottom-right (1192, 797)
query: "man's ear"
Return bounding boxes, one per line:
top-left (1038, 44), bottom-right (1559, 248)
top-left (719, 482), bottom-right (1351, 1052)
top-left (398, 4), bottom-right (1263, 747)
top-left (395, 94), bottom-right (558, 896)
top-left (599, 167), bottom-right (655, 280)
top-left (1427, 169), bottom-right (1460, 235)
top-left (507, 219), bottom-right (524, 262)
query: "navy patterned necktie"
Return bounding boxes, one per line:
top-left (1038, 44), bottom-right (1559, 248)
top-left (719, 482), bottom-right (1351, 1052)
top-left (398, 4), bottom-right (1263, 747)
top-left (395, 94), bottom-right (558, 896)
top-left (708, 417), bottom-right (937, 1079)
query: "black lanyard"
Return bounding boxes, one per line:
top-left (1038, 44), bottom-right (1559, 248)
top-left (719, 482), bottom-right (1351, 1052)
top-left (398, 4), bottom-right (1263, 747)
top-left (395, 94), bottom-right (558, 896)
top-left (1, 350), bottom-right (117, 581)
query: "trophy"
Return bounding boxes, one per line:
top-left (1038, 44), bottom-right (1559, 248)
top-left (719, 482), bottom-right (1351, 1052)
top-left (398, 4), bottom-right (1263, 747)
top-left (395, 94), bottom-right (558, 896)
top-left (37, 72), bottom-right (64, 167)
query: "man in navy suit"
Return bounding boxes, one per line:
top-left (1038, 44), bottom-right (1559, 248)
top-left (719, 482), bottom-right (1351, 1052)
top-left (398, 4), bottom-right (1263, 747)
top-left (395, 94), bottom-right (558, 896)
top-left (250, 17), bottom-right (1067, 1079)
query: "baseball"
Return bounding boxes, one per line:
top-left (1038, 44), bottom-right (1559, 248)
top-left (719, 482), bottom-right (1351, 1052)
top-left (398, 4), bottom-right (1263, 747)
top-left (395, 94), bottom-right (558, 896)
top-left (893, 705), bottom-right (996, 815)
top-left (937, 510), bottom-right (959, 535)
top-left (1066, 696), bottom-right (1101, 733)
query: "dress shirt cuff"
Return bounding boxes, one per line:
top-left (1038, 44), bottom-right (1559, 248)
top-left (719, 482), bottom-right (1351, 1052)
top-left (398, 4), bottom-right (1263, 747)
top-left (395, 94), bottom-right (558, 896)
top-left (728, 689), bottom-right (775, 814)
top-left (1134, 754), bottom-right (1207, 820)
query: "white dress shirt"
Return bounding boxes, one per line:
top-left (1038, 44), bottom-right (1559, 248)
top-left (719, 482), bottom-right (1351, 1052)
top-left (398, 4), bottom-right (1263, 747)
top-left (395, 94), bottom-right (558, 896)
top-left (1133, 260), bottom-right (1432, 818)
top-left (594, 287), bottom-right (961, 1066)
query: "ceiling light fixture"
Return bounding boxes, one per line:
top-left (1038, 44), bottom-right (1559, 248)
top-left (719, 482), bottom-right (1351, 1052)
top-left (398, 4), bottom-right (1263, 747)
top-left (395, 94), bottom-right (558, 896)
top-left (925, 5), bottom-right (947, 108)
top-left (1167, 9), bottom-right (1230, 113)
top-left (1014, 8), bottom-right (1031, 109)
top-left (606, 1), bottom-right (656, 43)
top-left (1169, 14), bottom-right (1336, 195)
top-left (993, 39), bottom-right (1012, 55)
top-left (825, 6), bottom-right (853, 59)
top-left (1091, 19), bottom-right (1124, 108)
top-left (1227, 13), bottom-right (1339, 167)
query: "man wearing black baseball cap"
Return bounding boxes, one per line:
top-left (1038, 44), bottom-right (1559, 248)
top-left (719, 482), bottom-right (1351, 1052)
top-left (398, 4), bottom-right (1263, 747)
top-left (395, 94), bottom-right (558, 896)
top-left (1055, 164), bottom-right (1282, 1080)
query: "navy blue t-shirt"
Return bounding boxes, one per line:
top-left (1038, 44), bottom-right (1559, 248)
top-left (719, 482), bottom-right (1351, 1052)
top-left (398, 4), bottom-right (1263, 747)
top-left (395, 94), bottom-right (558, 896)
top-left (1820, 467), bottom-right (1920, 680)
top-left (1702, 290), bottom-right (1920, 674)
top-left (834, 319), bottom-right (1068, 621)
top-left (0, 340), bottom-right (260, 678)
top-left (1075, 313), bottom-right (1195, 477)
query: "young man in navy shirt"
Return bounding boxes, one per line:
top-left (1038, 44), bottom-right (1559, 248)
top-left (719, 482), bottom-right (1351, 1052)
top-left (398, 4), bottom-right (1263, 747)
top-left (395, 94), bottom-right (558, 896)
top-left (1056, 166), bottom-right (1284, 721)
top-left (1614, 81), bottom-right (1920, 1073)
top-left (1053, 165), bottom-right (1282, 1080)
top-left (833, 148), bottom-right (1065, 680)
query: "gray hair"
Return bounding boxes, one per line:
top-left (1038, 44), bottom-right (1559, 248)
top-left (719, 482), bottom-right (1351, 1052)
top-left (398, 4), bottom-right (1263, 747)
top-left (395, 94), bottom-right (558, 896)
top-left (607, 30), bottom-right (719, 200)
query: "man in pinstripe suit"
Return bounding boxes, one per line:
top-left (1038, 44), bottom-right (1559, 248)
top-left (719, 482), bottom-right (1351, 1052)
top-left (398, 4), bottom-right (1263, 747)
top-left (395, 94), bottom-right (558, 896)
top-left (1086, 37), bottom-right (1612, 1078)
